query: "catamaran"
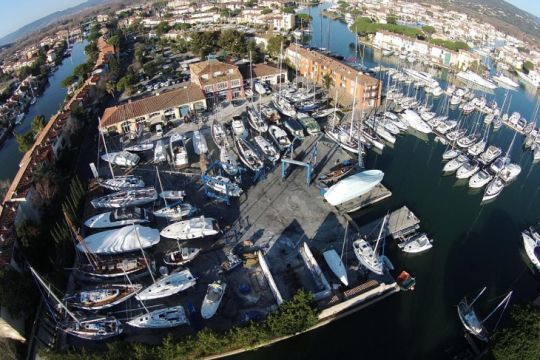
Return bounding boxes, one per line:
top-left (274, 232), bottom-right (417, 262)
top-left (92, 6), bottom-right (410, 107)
top-left (201, 281), bottom-right (226, 319)
top-left (76, 225), bottom-right (160, 255)
top-left (352, 215), bottom-right (388, 275)
top-left (84, 207), bottom-right (150, 229)
top-left (65, 284), bottom-right (142, 310)
top-left (160, 216), bottom-right (220, 240)
top-left (136, 269), bottom-right (197, 301)
top-left (101, 151), bottom-right (140, 167)
top-left (97, 175), bottom-right (145, 191)
top-left (91, 187), bottom-right (158, 208)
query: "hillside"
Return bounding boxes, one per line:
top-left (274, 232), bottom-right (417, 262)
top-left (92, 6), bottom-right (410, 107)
top-left (0, 0), bottom-right (112, 46)
top-left (422, 0), bottom-right (540, 43)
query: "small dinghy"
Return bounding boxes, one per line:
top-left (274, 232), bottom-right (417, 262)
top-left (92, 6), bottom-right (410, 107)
top-left (159, 190), bottom-right (186, 201)
top-left (127, 306), bottom-right (189, 329)
top-left (136, 269), bottom-right (196, 301)
top-left (201, 281), bottom-right (226, 319)
top-left (153, 140), bottom-right (167, 163)
top-left (268, 125), bottom-right (291, 151)
top-left (153, 202), bottom-right (197, 221)
top-left (205, 176), bottom-right (243, 197)
top-left (323, 249), bottom-right (348, 286)
top-left (124, 143), bottom-right (153, 152)
top-left (399, 233), bottom-right (433, 254)
top-left (91, 187), bottom-right (158, 208)
top-left (193, 130), bottom-right (208, 155)
top-left (84, 207), bottom-right (150, 229)
top-left (97, 175), bottom-right (145, 191)
top-left (163, 247), bottom-right (201, 266)
top-left (65, 284), bottom-right (142, 310)
top-left (76, 225), bottom-right (160, 255)
top-left (160, 216), bottom-right (220, 240)
top-left (101, 151), bottom-right (140, 167)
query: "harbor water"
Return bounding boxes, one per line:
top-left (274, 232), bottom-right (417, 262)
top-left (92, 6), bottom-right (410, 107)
top-left (0, 41), bottom-right (88, 181)
top-left (237, 3), bottom-right (540, 359)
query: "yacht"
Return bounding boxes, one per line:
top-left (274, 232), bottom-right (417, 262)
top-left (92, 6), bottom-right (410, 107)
top-left (231, 116), bottom-right (248, 139)
top-left (253, 135), bottom-right (280, 162)
top-left (272, 94), bottom-right (297, 118)
top-left (457, 134), bottom-right (479, 148)
top-left (436, 120), bottom-right (458, 134)
top-left (399, 110), bottom-right (432, 133)
top-left (163, 247), bottom-right (201, 266)
top-left (442, 148), bottom-right (461, 161)
top-left (456, 160), bottom-right (480, 179)
top-left (489, 156), bottom-right (509, 174)
top-left (493, 73), bottom-right (519, 88)
top-left (205, 176), bottom-right (243, 197)
top-left (482, 176), bottom-right (505, 201)
top-left (234, 137), bottom-right (264, 171)
top-left (478, 146), bottom-right (502, 165)
top-left (443, 154), bottom-right (468, 173)
top-left (76, 225), bottom-right (160, 255)
top-left (399, 233), bottom-right (433, 254)
top-left (153, 202), bottom-right (197, 221)
top-left (169, 132), bottom-right (188, 168)
top-left (456, 70), bottom-right (497, 90)
top-left (352, 215), bottom-right (388, 275)
top-left (160, 216), bottom-right (220, 240)
top-left (65, 284), bottom-right (142, 310)
top-left (101, 151), bottom-right (140, 167)
top-left (499, 164), bottom-right (521, 183)
top-left (91, 187), bottom-right (158, 209)
top-left (468, 140), bottom-right (486, 156)
top-left (127, 306), bottom-right (189, 329)
top-left (136, 269), bottom-right (197, 301)
top-left (468, 170), bottom-right (493, 189)
top-left (521, 228), bottom-right (540, 271)
top-left (446, 128), bottom-right (467, 142)
top-left (450, 95), bottom-right (462, 106)
top-left (97, 175), bottom-right (145, 191)
top-left (268, 125), bottom-right (291, 151)
top-left (201, 281), bottom-right (226, 319)
top-left (325, 127), bottom-right (361, 154)
top-left (84, 208), bottom-right (150, 229)
top-left (192, 130), bottom-right (208, 155)
top-left (516, 70), bottom-right (540, 88)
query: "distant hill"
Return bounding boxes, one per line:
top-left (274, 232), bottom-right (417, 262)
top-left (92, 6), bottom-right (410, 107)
top-left (0, 0), bottom-right (110, 46)
top-left (422, 0), bottom-right (540, 43)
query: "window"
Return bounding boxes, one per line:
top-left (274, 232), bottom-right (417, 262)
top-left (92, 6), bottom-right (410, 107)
top-left (231, 79), bottom-right (240, 87)
top-left (204, 85), bottom-right (214, 93)
top-left (217, 82), bottom-right (228, 90)
top-left (121, 121), bottom-right (131, 133)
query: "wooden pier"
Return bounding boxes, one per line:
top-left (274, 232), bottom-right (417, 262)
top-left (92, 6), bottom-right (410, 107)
top-left (354, 206), bottom-right (420, 239)
top-left (334, 183), bottom-right (392, 214)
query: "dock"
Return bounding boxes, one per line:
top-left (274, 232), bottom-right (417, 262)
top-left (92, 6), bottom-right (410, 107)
top-left (334, 183), bottom-right (392, 213)
top-left (355, 206), bottom-right (420, 240)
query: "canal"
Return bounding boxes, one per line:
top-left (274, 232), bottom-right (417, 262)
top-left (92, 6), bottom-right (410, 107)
top-left (0, 41), bottom-right (88, 181)
top-left (238, 3), bottom-right (540, 359)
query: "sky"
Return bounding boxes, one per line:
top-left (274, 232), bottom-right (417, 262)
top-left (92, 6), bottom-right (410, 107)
top-left (507, 0), bottom-right (540, 18)
top-left (0, 0), bottom-right (84, 39)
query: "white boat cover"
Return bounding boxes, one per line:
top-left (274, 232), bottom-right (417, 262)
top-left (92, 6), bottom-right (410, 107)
top-left (76, 225), bottom-right (160, 254)
top-left (324, 170), bottom-right (384, 206)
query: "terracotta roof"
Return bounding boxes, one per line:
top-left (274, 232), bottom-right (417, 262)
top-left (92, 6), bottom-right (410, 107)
top-left (287, 44), bottom-right (379, 85)
top-left (190, 60), bottom-right (243, 86)
top-left (100, 84), bottom-right (205, 128)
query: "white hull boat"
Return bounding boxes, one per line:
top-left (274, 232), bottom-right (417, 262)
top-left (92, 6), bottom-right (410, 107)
top-left (128, 306), bottom-right (189, 328)
top-left (482, 176), bottom-right (505, 201)
top-left (499, 164), bottom-right (521, 183)
top-left (400, 110), bottom-right (431, 134)
top-left (136, 269), bottom-right (196, 301)
top-left (399, 233), bottom-right (433, 254)
top-left (159, 190), bottom-right (186, 201)
top-left (84, 208), bottom-right (150, 229)
top-left (323, 249), bottom-right (348, 286)
top-left (153, 202), bottom-right (197, 221)
top-left (220, 148), bottom-right (240, 175)
top-left (153, 140), bottom-right (167, 163)
top-left (193, 130), bottom-right (208, 155)
top-left (353, 239), bottom-right (383, 275)
top-left (66, 284), bottom-right (142, 310)
top-left (170, 132), bottom-right (188, 167)
top-left (247, 106), bottom-right (268, 133)
top-left (201, 281), bottom-right (226, 319)
top-left (211, 121), bottom-right (228, 149)
top-left (456, 160), bottom-right (480, 179)
top-left (97, 176), bottom-right (145, 191)
top-left (478, 146), bottom-right (502, 165)
top-left (268, 125), bottom-right (291, 151)
top-left (101, 151), bottom-right (140, 167)
top-left (235, 137), bottom-right (264, 171)
top-left (231, 117), bottom-right (248, 139)
top-left (163, 247), bottom-right (201, 266)
top-left (206, 176), bottom-right (243, 197)
top-left (442, 148), bottom-right (461, 161)
top-left (468, 170), bottom-right (493, 188)
top-left (76, 225), bottom-right (160, 255)
top-left (125, 143), bottom-right (153, 152)
top-left (324, 170), bottom-right (384, 207)
top-left (443, 155), bottom-right (468, 173)
top-left (253, 135), bottom-right (280, 162)
top-left (522, 229), bottom-right (540, 271)
top-left (91, 187), bottom-right (158, 208)
top-left (160, 216), bottom-right (219, 240)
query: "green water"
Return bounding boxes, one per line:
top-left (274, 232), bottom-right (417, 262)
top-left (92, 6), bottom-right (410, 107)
top-left (236, 3), bottom-right (540, 359)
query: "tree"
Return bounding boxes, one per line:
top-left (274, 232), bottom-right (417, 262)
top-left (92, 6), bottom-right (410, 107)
top-left (422, 25), bottom-right (436, 37)
top-left (523, 61), bottom-right (534, 74)
top-left (266, 35), bottom-right (288, 58)
top-left (143, 61), bottom-right (158, 78)
top-left (174, 22), bottom-right (191, 31)
top-left (116, 74), bottom-right (136, 93)
top-left (386, 15), bottom-right (397, 25)
top-left (266, 290), bottom-right (319, 336)
top-left (16, 132), bottom-right (34, 153)
top-left (107, 35), bottom-right (120, 50)
top-left (491, 304), bottom-right (540, 360)
top-left (155, 21), bottom-right (171, 36)
top-left (218, 29), bottom-right (246, 56)
top-left (32, 163), bottom-right (62, 202)
top-left (297, 13), bottom-right (312, 26)
top-left (61, 74), bottom-right (78, 88)
top-left (0, 268), bottom-right (36, 317)
top-left (73, 62), bottom-right (93, 79)
top-left (190, 31), bottom-right (216, 59)
top-left (322, 73), bottom-right (334, 91)
top-left (31, 115), bottom-right (45, 136)
top-left (282, 6), bottom-right (295, 14)
top-left (261, 8), bottom-right (272, 15)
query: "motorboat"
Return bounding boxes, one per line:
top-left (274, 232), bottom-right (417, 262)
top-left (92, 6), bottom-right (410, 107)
top-left (169, 132), bottom-right (188, 167)
top-left (468, 170), bottom-right (493, 189)
top-left (192, 130), bottom-right (208, 155)
top-left (153, 202), bottom-right (197, 221)
top-left (297, 114), bottom-right (321, 135)
top-left (442, 148), bottom-right (461, 161)
top-left (398, 233), bottom-right (433, 254)
top-left (456, 160), bottom-right (480, 179)
top-left (352, 216), bottom-right (388, 275)
top-left (436, 120), bottom-right (458, 135)
top-left (136, 269), bottom-right (197, 301)
top-left (499, 164), bottom-right (521, 183)
top-left (493, 73), bottom-right (519, 88)
top-left (84, 208), bottom-right (150, 229)
top-left (482, 176), bottom-right (505, 201)
top-left (127, 306), bottom-right (189, 328)
top-left (205, 176), bottom-right (243, 197)
top-left (231, 116), bottom-right (249, 139)
top-left (443, 154), bottom-right (468, 173)
top-left (153, 140), bottom-right (166, 163)
top-left (324, 170), bottom-right (384, 207)
top-left (361, 126), bottom-right (385, 150)
top-left (468, 140), bottom-right (486, 156)
top-left (450, 95), bottom-right (462, 106)
top-left (522, 228), bottom-right (540, 271)
top-left (159, 190), bottom-right (186, 201)
top-left (234, 137), bottom-right (264, 171)
top-left (201, 281), bottom-right (226, 319)
top-left (478, 146), bottom-right (502, 165)
top-left (101, 151), bottom-right (140, 167)
top-left (247, 106), bottom-right (268, 133)
top-left (260, 104), bottom-right (280, 122)
top-left (253, 135), bottom-right (280, 162)
top-left (76, 225), bottom-right (160, 255)
top-left (211, 121), bottom-right (228, 149)
top-left (220, 148), bottom-right (240, 175)
top-left (268, 125), bottom-right (291, 151)
top-left (312, 107), bottom-right (335, 119)
top-left (124, 143), bottom-right (153, 152)
top-left (489, 156), bottom-right (509, 174)
top-left (462, 102), bottom-right (475, 114)
top-left (97, 176), bottom-right (145, 191)
top-left (457, 134), bottom-right (479, 148)
top-left (456, 70), bottom-right (497, 90)
top-left (446, 128), bottom-right (467, 142)
top-left (484, 114), bottom-right (495, 125)
top-left (399, 110), bottom-right (431, 133)
top-left (420, 111), bottom-right (436, 122)
top-left (91, 187), bottom-right (158, 209)
top-left (283, 118), bottom-right (305, 139)
top-left (323, 249), bottom-right (348, 286)
top-left (65, 284), bottom-right (142, 310)
top-left (221, 251), bottom-right (242, 273)
top-left (160, 216), bottom-right (220, 240)
top-left (163, 247), bottom-right (201, 266)
top-left (318, 160), bottom-right (355, 186)
top-left (516, 70), bottom-right (540, 88)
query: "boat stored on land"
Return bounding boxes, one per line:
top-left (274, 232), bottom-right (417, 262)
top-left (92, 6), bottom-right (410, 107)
top-left (201, 281), bottom-right (226, 319)
top-left (323, 170), bottom-right (384, 207)
top-left (522, 228), bottom-right (540, 271)
top-left (91, 188), bottom-right (158, 209)
top-left (136, 269), bottom-right (197, 301)
top-left (76, 225), bottom-right (160, 255)
top-left (163, 247), bottom-right (201, 266)
top-left (101, 151), bottom-right (140, 167)
top-left (97, 176), bottom-right (145, 191)
top-left (160, 216), bottom-right (220, 240)
top-left (65, 284), bottom-right (142, 310)
top-left (127, 306), bottom-right (189, 328)
top-left (84, 208), bottom-right (150, 229)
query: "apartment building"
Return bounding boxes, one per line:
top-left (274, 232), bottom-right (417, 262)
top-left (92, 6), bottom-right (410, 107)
top-left (190, 59), bottom-right (244, 103)
top-left (286, 44), bottom-right (381, 109)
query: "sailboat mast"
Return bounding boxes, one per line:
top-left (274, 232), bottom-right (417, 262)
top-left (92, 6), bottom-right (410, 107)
top-left (373, 215), bottom-right (388, 254)
top-left (349, 75), bottom-right (359, 138)
top-left (339, 222), bottom-right (348, 262)
top-left (99, 118), bottom-right (115, 179)
top-left (482, 291), bottom-right (513, 323)
top-left (133, 224), bottom-right (156, 283)
top-left (465, 286), bottom-right (487, 313)
top-left (155, 166), bottom-right (167, 207)
top-left (249, 50), bottom-right (253, 103)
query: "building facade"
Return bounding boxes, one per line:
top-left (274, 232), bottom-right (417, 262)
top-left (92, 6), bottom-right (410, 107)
top-left (190, 59), bottom-right (244, 104)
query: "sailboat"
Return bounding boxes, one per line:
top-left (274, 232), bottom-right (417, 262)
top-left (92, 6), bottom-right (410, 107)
top-left (220, 148), bottom-right (240, 175)
top-left (84, 207), bottom-right (150, 229)
top-left (247, 105), bottom-right (269, 133)
top-left (154, 140), bottom-right (167, 163)
top-left (323, 223), bottom-right (349, 286)
top-left (205, 176), bottom-right (243, 197)
top-left (101, 151), bottom-right (140, 167)
top-left (253, 135), bottom-right (280, 162)
top-left (234, 136), bottom-right (264, 171)
top-left (65, 283), bottom-right (142, 310)
top-left (457, 287), bottom-right (513, 342)
top-left (352, 215), bottom-right (388, 275)
top-left (30, 267), bottom-right (123, 340)
top-left (91, 187), bottom-right (158, 208)
top-left (136, 269), bottom-right (197, 301)
top-left (522, 227), bottom-right (540, 271)
top-left (97, 175), bottom-right (145, 191)
top-left (193, 130), bottom-right (208, 155)
top-left (124, 142), bottom-right (153, 152)
top-left (127, 305), bottom-right (189, 329)
top-left (76, 225), bottom-right (160, 255)
top-left (201, 281), bottom-right (226, 319)
top-left (211, 121), bottom-right (228, 149)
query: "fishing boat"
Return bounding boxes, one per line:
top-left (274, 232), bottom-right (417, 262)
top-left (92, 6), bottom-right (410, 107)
top-left (399, 110), bottom-right (432, 133)
top-left (101, 151), bottom-right (140, 167)
top-left (76, 257), bottom-right (152, 280)
top-left (478, 146), bottom-right (502, 165)
top-left (318, 160), bottom-right (355, 186)
top-left (76, 225), bottom-right (160, 255)
top-left (253, 135), bottom-right (280, 162)
top-left (153, 140), bottom-right (167, 163)
top-left (201, 281), bottom-right (226, 319)
top-left (136, 269), bottom-right (197, 301)
top-left (247, 106), bottom-right (269, 133)
top-left (206, 176), bottom-right (243, 197)
top-left (443, 154), bottom-right (469, 173)
top-left (159, 190), bottom-right (186, 201)
top-left (91, 187), bottom-right (157, 209)
top-left (457, 287), bottom-right (513, 342)
top-left (234, 137), bottom-right (264, 171)
top-left (153, 202), bottom-right (197, 221)
top-left (192, 130), bottom-right (208, 155)
top-left (127, 306), bottom-right (189, 328)
top-left (84, 208), bottom-right (150, 229)
top-left (211, 121), bottom-right (228, 149)
top-left (169, 132), bottom-right (188, 167)
top-left (30, 267), bottom-right (123, 340)
top-left (522, 228), bottom-right (540, 270)
top-left (65, 284), bottom-right (142, 310)
top-left (268, 125), bottom-right (291, 151)
top-left (97, 175), bottom-right (145, 191)
top-left (160, 216), bottom-right (220, 240)
top-left (231, 116), bottom-right (249, 139)
top-left (482, 176), bottom-right (505, 201)
top-left (399, 233), bottom-right (433, 254)
top-left (220, 148), bottom-right (240, 175)
top-left (352, 215), bottom-right (388, 275)
top-left (124, 142), bottom-right (153, 152)
top-left (323, 170), bottom-right (384, 207)
top-left (163, 246), bottom-right (201, 266)
top-left (456, 160), bottom-right (480, 179)
top-left (469, 170), bottom-right (493, 189)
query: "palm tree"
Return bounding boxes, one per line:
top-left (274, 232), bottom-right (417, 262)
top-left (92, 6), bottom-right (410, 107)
top-left (32, 163), bottom-right (63, 203)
